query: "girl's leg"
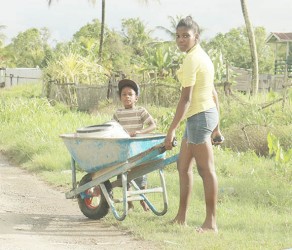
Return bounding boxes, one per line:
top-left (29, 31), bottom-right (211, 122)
top-left (192, 141), bottom-right (218, 232)
top-left (173, 138), bottom-right (195, 225)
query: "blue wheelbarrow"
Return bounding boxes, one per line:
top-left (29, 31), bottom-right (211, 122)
top-left (60, 126), bottom-right (178, 221)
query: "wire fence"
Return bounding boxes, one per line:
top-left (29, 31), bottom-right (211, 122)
top-left (45, 80), bottom-right (180, 112)
top-left (0, 68), bottom-right (42, 88)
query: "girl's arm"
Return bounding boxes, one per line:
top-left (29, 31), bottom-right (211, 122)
top-left (211, 87), bottom-right (224, 144)
top-left (165, 86), bottom-right (193, 150)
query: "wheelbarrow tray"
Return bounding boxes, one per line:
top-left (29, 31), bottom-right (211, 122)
top-left (59, 133), bottom-right (166, 173)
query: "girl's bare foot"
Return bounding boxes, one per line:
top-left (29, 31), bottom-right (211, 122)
top-left (170, 217), bottom-right (187, 226)
top-left (199, 216), bottom-right (217, 232)
top-left (196, 226), bottom-right (218, 233)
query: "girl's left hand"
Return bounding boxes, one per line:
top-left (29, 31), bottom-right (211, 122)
top-left (211, 129), bottom-right (224, 145)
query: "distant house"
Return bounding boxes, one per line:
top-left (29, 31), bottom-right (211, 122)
top-left (230, 32), bottom-right (292, 93)
top-left (266, 32), bottom-right (292, 78)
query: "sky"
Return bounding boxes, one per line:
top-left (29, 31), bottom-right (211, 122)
top-left (1, 0), bottom-right (292, 45)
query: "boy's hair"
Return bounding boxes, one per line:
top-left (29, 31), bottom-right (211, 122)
top-left (176, 16), bottom-right (200, 35)
top-left (118, 79), bottom-right (140, 96)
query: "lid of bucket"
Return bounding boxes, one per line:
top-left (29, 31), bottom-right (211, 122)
top-left (76, 124), bottom-right (113, 133)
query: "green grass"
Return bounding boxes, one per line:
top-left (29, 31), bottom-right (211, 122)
top-left (0, 83), bottom-right (291, 249)
top-left (101, 171), bottom-right (291, 250)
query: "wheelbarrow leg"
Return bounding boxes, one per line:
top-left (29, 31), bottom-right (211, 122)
top-left (130, 169), bottom-right (168, 216)
top-left (71, 157), bottom-right (77, 191)
top-left (100, 172), bottom-right (129, 221)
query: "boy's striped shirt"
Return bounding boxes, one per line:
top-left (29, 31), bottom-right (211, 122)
top-left (113, 107), bottom-right (153, 133)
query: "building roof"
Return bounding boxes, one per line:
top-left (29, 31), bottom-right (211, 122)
top-left (266, 32), bottom-right (292, 43)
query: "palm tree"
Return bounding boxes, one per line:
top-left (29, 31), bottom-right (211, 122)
top-left (156, 15), bottom-right (205, 42)
top-left (240, 0), bottom-right (259, 95)
top-left (98, 0), bottom-right (105, 61)
top-left (156, 15), bottom-right (183, 40)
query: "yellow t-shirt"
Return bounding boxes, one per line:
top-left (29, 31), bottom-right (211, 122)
top-left (177, 44), bottom-right (215, 118)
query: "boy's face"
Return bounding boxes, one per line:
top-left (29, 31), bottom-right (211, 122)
top-left (120, 86), bottom-right (138, 109)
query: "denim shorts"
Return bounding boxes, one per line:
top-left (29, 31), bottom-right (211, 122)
top-left (183, 107), bottom-right (218, 144)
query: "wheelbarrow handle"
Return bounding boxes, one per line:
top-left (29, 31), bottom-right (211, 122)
top-left (172, 137), bottom-right (178, 147)
top-left (159, 137), bottom-right (177, 153)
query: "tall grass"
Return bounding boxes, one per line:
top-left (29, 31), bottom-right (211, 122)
top-left (0, 84), bottom-right (291, 249)
top-left (0, 84), bottom-right (111, 171)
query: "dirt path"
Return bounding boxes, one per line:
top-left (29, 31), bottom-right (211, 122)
top-left (0, 153), bottom-right (157, 250)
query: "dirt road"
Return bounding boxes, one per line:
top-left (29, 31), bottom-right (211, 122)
top-left (0, 152), bottom-right (157, 250)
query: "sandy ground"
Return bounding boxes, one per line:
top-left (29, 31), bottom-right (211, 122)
top-left (0, 152), bottom-right (158, 250)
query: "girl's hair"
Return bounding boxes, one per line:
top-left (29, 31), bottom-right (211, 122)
top-left (176, 16), bottom-right (200, 35)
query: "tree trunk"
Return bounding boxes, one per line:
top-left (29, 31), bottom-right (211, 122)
top-left (240, 0), bottom-right (259, 95)
top-left (98, 0), bottom-right (105, 62)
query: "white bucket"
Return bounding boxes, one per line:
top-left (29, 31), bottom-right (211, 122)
top-left (76, 121), bottom-right (130, 138)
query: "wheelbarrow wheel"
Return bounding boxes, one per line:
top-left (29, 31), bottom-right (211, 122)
top-left (77, 174), bottom-right (112, 220)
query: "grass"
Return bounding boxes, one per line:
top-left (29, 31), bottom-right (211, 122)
top-left (0, 83), bottom-right (291, 249)
top-left (101, 151), bottom-right (292, 250)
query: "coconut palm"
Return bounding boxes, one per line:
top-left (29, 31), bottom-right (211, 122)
top-left (240, 0), bottom-right (259, 95)
top-left (156, 15), bottom-right (205, 43)
top-left (155, 15), bottom-right (183, 41)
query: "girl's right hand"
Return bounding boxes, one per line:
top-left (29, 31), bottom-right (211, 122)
top-left (165, 130), bottom-right (175, 150)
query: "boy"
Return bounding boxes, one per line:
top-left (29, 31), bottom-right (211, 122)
top-left (113, 79), bottom-right (156, 211)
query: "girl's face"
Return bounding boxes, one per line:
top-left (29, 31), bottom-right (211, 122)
top-left (120, 86), bottom-right (138, 109)
top-left (176, 26), bottom-right (198, 52)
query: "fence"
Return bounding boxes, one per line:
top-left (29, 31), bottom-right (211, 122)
top-left (45, 79), bottom-right (180, 112)
top-left (0, 67), bottom-right (42, 88)
top-left (230, 66), bottom-right (290, 93)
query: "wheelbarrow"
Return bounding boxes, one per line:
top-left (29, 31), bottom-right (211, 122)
top-left (60, 127), bottom-right (178, 221)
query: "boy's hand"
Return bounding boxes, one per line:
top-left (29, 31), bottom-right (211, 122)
top-left (129, 131), bottom-right (140, 137)
top-left (129, 131), bottom-right (136, 137)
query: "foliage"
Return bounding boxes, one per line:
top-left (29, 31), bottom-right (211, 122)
top-left (267, 132), bottom-right (292, 164)
top-left (43, 45), bottom-right (109, 84)
top-left (1, 19), bottom-right (278, 91)
top-left (0, 25), bottom-right (13, 67)
top-left (73, 19), bottom-right (103, 41)
top-left (207, 48), bottom-right (225, 83)
top-left (100, 31), bottom-right (133, 72)
top-left (155, 15), bottom-right (183, 41)
top-left (204, 26), bottom-right (274, 74)
top-left (0, 25), bottom-right (6, 47)
top-left (220, 90), bottom-right (292, 155)
top-left (70, 19), bottom-right (133, 73)
top-left (5, 28), bottom-right (52, 68)
top-left (140, 42), bottom-right (182, 78)
top-left (121, 18), bottom-right (154, 57)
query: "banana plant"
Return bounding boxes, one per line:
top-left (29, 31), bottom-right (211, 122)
top-left (141, 44), bottom-right (183, 78)
top-left (267, 132), bottom-right (292, 164)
